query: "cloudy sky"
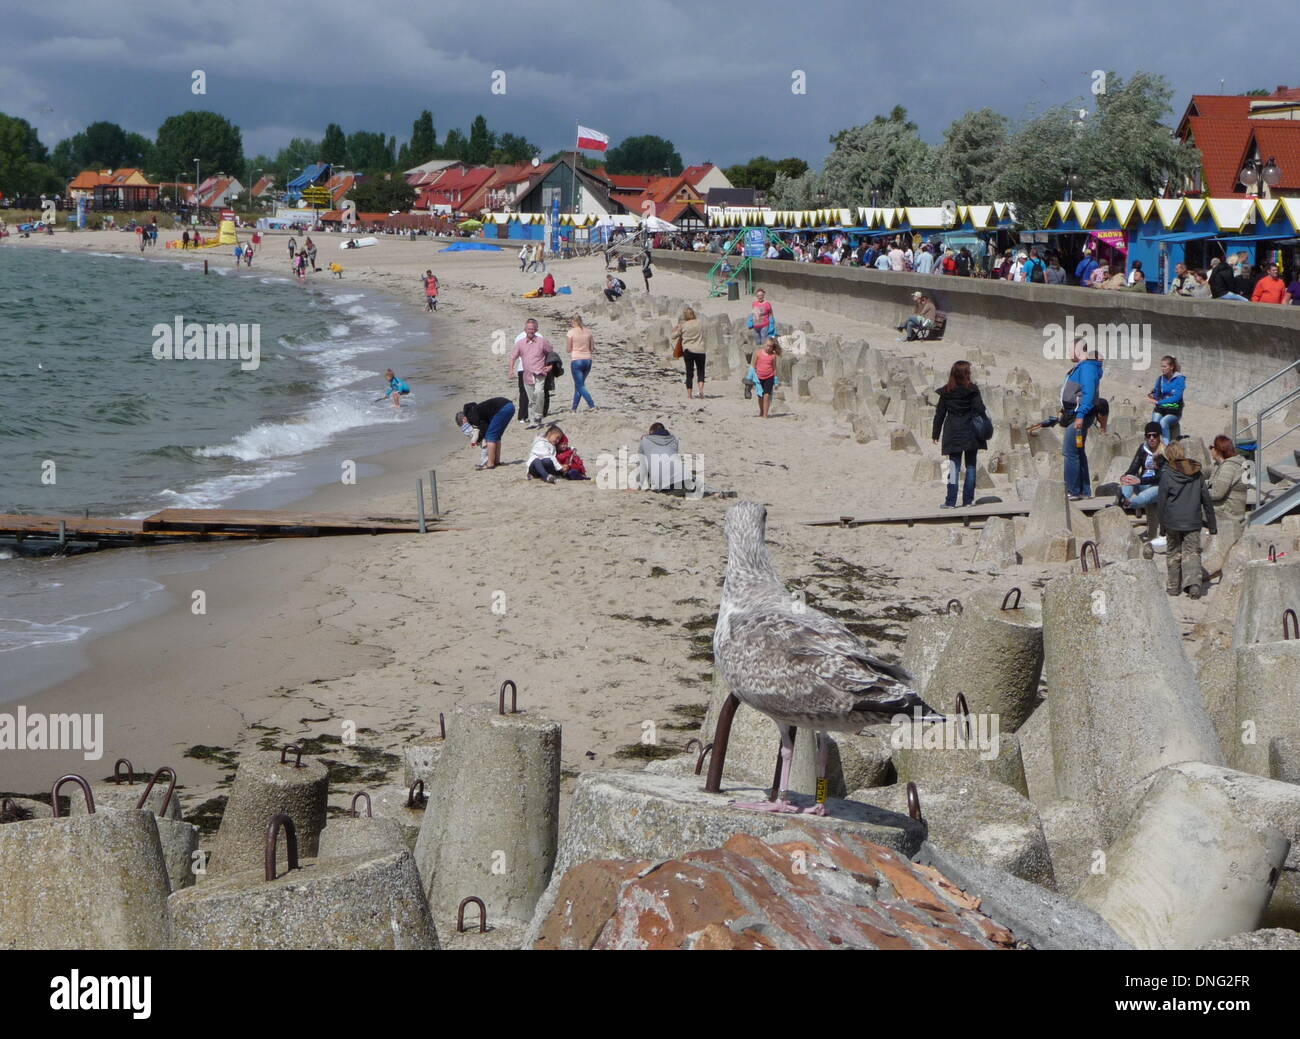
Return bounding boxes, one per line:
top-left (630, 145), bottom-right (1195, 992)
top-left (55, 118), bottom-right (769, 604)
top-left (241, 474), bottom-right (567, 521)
top-left (4, 1), bottom-right (1294, 169)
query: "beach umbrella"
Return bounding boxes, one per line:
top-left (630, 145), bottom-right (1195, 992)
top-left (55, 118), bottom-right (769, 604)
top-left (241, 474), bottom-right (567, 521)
top-left (458, 219), bottom-right (484, 229)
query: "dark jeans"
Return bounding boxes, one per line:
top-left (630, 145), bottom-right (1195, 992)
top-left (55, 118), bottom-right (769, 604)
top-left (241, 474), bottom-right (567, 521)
top-left (516, 371), bottom-right (529, 422)
top-left (1062, 412), bottom-right (1096, 497)
top-left (604, 289), bottom-right (623, 301)
top-left (684, 350), bottom-right (705, 388)
top-left (945, 449), bottom-right (979, 507)
top-left (528, 458), bottom-right (556, 479)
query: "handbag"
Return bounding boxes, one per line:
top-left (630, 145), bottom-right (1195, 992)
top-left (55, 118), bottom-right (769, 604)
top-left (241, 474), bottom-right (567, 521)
top-left (672, 334), bottom-right (684, 359)
top-left (974, 410), bottom-right (994, 441)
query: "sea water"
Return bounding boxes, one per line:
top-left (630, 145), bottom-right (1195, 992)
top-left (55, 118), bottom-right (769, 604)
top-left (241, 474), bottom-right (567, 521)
top-left (0, 245), bottom-right (442, 678)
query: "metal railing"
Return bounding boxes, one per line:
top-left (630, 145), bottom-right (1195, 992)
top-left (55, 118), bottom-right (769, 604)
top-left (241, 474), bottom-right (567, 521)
top-left (1233, 360), bottom-right (1300, 521)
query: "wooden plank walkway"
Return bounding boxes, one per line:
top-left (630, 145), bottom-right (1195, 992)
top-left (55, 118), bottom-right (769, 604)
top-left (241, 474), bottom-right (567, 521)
top-left (0, 508), bottom-right (428, 545)
top-left (806, 496), bottom-right (1115, 529)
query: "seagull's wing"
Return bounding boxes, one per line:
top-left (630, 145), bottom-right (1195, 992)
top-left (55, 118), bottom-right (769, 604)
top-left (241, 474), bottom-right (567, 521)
top-left (724, 608), bottom-right (922, 720)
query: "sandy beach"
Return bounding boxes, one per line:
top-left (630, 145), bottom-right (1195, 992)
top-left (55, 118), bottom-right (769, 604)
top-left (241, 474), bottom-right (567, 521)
top-left (3, 227), bottom-right (1237, 826)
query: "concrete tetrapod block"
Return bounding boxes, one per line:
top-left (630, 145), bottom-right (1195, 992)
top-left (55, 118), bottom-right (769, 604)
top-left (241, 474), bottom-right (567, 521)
top-left (318, 815), bottom-right (412, 861)
top-left (1093, 505), bottom-right (1143, 561)
top-left (900, 611), bottom-right (959, 696)
top-left (1233, 640), bottom-right (1300, 775)
top-left (972, 515), bottom-right (1019, 568)
top-left (1042, 559), bottom-right (1224, 839)
top-left (414, 701), bottom-right (560, 929)
top-left (169, 850), bottom-right (437, 950)
top-left (1020, 479), bottom-right (1076, 563)
top-left (555, 770), bottom-right (925, 876)
top-left (1154, 761), bottom-right (1300, 929)
top-left (1194, 622), bottom-right (1239, 761)
top-left (861, 778), bottom-right (1055, 888)
top-left (1269, 736), bottom-right (1300, 783)
top-left (912, 842), bottom-right (1130, 950)
top-left (1016, 702), bottom-right (1055, 806)
top-left (402, 741), bottom-right (444, 786)
top-left (1075, 768), bottom-right (1289, 950)
top-left (1234, 558), bottom-right (1300, 649)
top-left (1199, 928), bottom-right (1300, 950)
top-left (891, 721), bottom-right (1028, 795)
top-left (369, 784), bottom-right (428, 851)
top-left (70, 777), bottom-right (184, 820)
top-left (0, 810), bottom-right (170, 949)
top-left (1038, 798), bottom-right (1105, 897)
top-left (66, 774), bottom-right (196, 891)
top-left (207, 751), bottom-right (329, 876)
top-left (925, 588), bottom-right (1044, 734)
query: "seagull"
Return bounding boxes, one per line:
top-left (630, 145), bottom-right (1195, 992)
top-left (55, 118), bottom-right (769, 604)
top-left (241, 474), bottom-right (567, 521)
top-left (714, 501), bottom-right (943, 815)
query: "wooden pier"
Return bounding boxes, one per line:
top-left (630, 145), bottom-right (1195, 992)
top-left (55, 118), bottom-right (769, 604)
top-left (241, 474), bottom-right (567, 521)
top-left (806, 495), bottom-right (1115, 529)
top-left (0, 508), bottom-right (429, 549)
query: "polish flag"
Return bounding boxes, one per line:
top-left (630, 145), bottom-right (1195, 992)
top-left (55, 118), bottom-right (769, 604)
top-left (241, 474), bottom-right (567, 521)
top-left (576, 126), bottom-right (609, 152)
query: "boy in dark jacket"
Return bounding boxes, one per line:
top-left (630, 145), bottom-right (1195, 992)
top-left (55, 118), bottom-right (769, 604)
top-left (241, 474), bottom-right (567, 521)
top-left (1157, 440), bottom-right (1217, 598)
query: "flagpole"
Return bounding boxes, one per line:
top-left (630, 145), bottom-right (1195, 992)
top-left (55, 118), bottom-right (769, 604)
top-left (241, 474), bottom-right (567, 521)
top-left (571, 121), bottom-right (579, 217)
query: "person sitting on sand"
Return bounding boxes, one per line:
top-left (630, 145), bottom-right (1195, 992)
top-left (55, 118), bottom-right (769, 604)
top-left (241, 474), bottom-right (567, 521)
top-left (526, 424), bottom-right (569, 483)
top-left (458, 397), bottom-right (515, 470)
top-left (555, 428), bottom-right (588, 479)
top-left (381, 369), bottom-right (410, 409)
top-left (638, 422), bottom-right (684, 492)
top-left (539, 272), bottom-right (556, 297)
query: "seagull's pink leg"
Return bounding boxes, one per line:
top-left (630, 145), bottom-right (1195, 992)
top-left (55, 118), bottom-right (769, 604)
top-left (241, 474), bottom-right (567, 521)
top-left (803, 731), bottom-right (831, 817)
top-left (731, 726), bottom-right (801, 813)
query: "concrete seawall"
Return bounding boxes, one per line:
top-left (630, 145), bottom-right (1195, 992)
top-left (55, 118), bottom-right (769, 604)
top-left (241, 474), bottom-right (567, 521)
top-left (655, 253), bottom-right (1300, 400)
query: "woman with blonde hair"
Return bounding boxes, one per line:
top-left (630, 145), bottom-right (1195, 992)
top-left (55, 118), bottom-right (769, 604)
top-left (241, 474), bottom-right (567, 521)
top-left (671, 306), bottom-right (707, 399)
top-left (565, 315), bottom-right (596, 411)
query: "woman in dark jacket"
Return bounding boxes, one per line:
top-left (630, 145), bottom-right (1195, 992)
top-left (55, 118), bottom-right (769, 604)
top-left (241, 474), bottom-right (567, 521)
top-left (931, 359), bottom-right (990, 509)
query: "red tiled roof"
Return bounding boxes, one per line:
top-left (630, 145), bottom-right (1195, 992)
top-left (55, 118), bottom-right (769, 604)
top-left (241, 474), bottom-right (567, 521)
top-left (1243, 123), bottom-right (1300, 192)
top-left (416, 166), bottom-right (497, 211)
top-left (1185, 117), bottom-right (1255, 196)
top-left (252, 176), bottom-right (275, 197)
top-left (681, 163), bottom-right (716, 185)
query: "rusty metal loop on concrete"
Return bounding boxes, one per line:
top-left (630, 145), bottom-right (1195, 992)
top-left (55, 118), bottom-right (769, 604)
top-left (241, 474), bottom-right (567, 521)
top-left (51, 774), bottom-right (95, 817)
top-left (704, 694), bottom-right (740, 794)
top-left (1285, 609), bottom-right (1299, 641)
top-left (945, 598), bottom-right (963, 615)
top-left (955, 693), bottom-right (972, 740)
top-left (113, 758), bottom-right (135, 784)
top-left (350, 792), bottom-right (373, 818)
top-left (1000, 587), bottom-right (1022, 611)
top-left (407, 780), bottom-right (427, 809)
top-left (439, 713), bottom-right (446, 740)
top-left (457, 896), bottom-right (487, 934)
top-left (0, 797), bottom-right (31, 823)
top-left (1079, 541), bottom-right (1100, 573)
top-left (134, 766), bottom-right (177, 816)
top-left (1269, 544), bottom-right (1278, 563)
top-left (694, 742), bottom-right (715, 776)
top-left (498, 680), bottom-right (518, 715)
top-left (906, 782), bottom-right (922, 823)
top-left (279, 743), bottom-right (304, 768)
top-left (265, 813), bottom-right (299, 882)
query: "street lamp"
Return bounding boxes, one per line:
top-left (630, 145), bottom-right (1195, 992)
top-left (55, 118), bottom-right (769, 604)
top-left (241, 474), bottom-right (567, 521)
top-left (1240, 156), bottom-right (1283, 199)
top-left (193, 158), bottom-right (201, 219)
top-left (1064, 171), bottom-right (1082, 202)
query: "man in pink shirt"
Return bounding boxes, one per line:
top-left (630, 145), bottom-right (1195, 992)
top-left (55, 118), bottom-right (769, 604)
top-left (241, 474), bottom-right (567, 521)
top-left (508, 319), bottom-right (552, 428)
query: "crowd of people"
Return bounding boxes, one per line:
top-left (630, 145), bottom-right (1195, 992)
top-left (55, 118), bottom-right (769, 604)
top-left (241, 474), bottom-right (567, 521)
top-left (931, 339), bottom-right (1247, 599)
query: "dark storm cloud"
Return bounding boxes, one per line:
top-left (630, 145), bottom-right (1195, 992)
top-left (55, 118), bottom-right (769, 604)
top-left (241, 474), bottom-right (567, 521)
top-left (4, 0), bottom-right (1294, 167)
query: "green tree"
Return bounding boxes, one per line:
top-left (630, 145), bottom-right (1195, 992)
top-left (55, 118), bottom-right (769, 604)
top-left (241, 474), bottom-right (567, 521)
top-left (767, 169), bottom-right (829, 209)
top-left (321, 123), bottom-right (347, 165)
top-left (467, 115), bottom-right (494, 165)
top-left (935, 108), bottom-right (1008, 201)
top-left (441, 128), bottom-right (469, 161)
top-left (348, 173), bottom-right (415, 213)
top-left (345, 130), bottom-right (391, 172)
top-left (409, 110), bottom-right (437, 165)
top-left (820, 108), bottom-right (936, 206)
top-left (544, 150), bottom-right (601, 170)
top-left (605, 135), bottom-right (682, 176)
top-left (489, 133), bottom-right (538, 164)
top-left (269, 138), bottom-right (319, 184)
top-left (155, 111), bottom-right (245, 183)
top-left (0, 114), bottom-right (58, 196)
top-left (725, 156), bottom-right (777, 191)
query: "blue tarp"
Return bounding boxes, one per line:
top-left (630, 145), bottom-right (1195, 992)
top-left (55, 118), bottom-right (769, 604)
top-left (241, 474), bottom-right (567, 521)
top-left (1142, 230), bottom-right (1220, 243)
top-left (439, 241), bottom-right (503, 252)
top-left (286, 164), bottom-right (330, 190)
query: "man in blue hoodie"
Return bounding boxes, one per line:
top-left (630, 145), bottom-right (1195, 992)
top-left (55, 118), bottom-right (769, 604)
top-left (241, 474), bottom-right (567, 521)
top-left (1060, 337), bottom-right (1104, 500)
top-left (1074, 249), bottom-right (1099, 286)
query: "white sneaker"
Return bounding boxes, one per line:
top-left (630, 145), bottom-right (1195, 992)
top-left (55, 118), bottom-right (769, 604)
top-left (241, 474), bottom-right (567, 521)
top-left (1149, 536), bottom-right (1167, 550)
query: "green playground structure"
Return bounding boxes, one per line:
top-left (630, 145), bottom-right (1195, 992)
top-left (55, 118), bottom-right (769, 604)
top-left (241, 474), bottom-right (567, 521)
top-left (708, 227), bottom-right (789, 297)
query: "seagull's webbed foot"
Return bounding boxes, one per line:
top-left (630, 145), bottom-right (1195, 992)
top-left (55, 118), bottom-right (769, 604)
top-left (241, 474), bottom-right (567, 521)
top-left (730, 799), bottom-right (803, 814)
top-left (803, 802), bottom-right (830, 817)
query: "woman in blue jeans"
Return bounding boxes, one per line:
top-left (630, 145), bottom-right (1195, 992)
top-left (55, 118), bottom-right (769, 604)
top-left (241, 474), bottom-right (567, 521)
top-left (566, 315), bottom-right (596, 410)
top-left (1146, 355), bottom-right (1185, 444)
top-left (931, 360), bottom-right (991, 509)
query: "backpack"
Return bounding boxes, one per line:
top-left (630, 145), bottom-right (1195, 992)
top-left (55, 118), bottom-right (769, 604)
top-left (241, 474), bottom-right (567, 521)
top-left (1029, 258), bottom-right (1045, 283)
top-left (955, 253), bottom-right (971, 276)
